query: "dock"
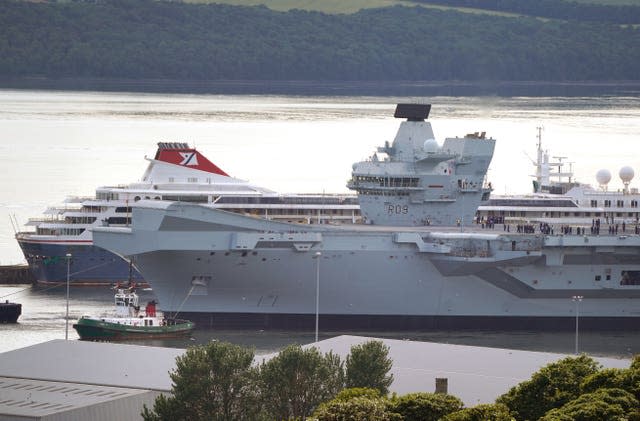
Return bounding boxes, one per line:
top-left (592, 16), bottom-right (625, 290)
top-left (0, 265), bottom-right (35, 284)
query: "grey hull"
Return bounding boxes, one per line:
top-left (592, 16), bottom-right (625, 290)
top-left (93, 202), bottom-right (640, 330)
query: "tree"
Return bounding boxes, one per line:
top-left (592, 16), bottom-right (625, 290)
top-left (441, 403), bottom-right (513, 421)
top-left (580, 368), bottom-right (628, 394)
top-left (259, 344), bottom-right (344, 420)
top-left (345, 340), bottom-right (394, 395)
top-left (539, 388), bottom-right (639, 421)
top-left (313, 396), bottom-right (401, 421)
top-left (496, 355), bottom-right (600, 421)
top-left (141, 341), bottom-right (260, 421)
top-left (388, 392), bottom-right (464, 421)
top-left (333, 387), bottom-right (382, 401)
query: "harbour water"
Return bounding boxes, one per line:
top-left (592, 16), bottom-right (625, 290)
top-left (1, 89), bottom-right (640, 357)
top-left (2, 284), bottom-right (640, 358)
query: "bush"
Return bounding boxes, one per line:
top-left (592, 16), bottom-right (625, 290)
top-left (580, 368), bottom-right (628, 394)
top-left (313, 396), bottom-right (401, 421)
top-left (388, 392), bottom-right (464, 421)
top-left (334, 387), bottom-right (382, 401)
top-left (540, 388), bottom-right (639, 421)
top-left (442, 403), bottom-right (513, 421)
top-left (496, 355), bottom-right (600, 421)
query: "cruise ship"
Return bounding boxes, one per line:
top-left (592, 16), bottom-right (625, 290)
top-left (92, 104), bottom-right (640, 330)
top-left (477, 128), bottom-right (640, 229)
top-left (16, 143), bottom-right (359, 285)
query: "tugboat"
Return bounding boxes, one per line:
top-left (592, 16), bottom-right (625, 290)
top-left (73, 285), bottom-right (194, 340)
top-left (0, 300), bottom-right (21, 323)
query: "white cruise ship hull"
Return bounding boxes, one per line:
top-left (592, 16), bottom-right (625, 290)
top-left (93, 202), bottom-right (640, 330)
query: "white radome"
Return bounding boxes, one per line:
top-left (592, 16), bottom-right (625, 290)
top-left (619, 166), bottom-right (635, 183)
top-left (596, 168), bottom-right (612, 186)
top-left (423, 138), bottom-right (439, 153)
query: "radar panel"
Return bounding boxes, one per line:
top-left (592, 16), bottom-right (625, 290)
top-left (394, 104), bottom-right (431, 121)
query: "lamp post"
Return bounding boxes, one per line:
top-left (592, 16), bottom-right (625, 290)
top-left (314, 251), bottom-right (321, 343)
top-left (65, 253), bottom-right (72, 340)
top-left (572, 295), bottom-right (583, 354)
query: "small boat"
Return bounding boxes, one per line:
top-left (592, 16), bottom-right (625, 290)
top-left (0, 300), bottom-right (21, 323)
top-left (73, 286), bottom-right (194, 340)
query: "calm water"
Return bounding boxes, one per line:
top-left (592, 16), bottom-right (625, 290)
top-left (2, 284), bottom-right (640, 358)
top-left (0, 284), bottom-right (314, 354)
top-left (1, 90), bottom-right (640, 356)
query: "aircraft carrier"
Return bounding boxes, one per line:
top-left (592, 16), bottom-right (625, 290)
top-left (93, 104), bottom-right (640, 330)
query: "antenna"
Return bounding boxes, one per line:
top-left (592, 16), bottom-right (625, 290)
top-left (532, 126), bottom-right (545, 191)
top-left (536, 126), bottom-right (544, 150)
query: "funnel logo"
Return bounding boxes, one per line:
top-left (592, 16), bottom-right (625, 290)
top-left (179, 152), bottom-right (199, 166)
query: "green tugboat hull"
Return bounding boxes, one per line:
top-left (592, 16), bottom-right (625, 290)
top-left (73, 317), bottom-right (194, 341)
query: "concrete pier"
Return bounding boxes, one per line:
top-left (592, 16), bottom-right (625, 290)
top-left (0, 265), bottom-right (35, 284)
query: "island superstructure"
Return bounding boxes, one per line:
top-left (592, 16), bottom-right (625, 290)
top-left (92, 104), bottom-right (640, 329)
top-left (348, 104), bottom-right (494, 226)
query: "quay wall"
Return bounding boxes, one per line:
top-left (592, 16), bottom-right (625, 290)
top-left (0, 265), bottom-right (35, 284)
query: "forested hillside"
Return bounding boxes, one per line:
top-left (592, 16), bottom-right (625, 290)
top-left (1, 0), bottom-right (639, 82)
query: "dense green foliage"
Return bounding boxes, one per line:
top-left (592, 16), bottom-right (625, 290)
top-left (332, 387), bottom-right (383, 401)
top-left (313, 396), bottom-right (401, 421)
top-left (388, 392), bottom-right (464, 421)
top-left (441, 403), bottom-right (513, 421)
top-left (497, 355), bottom-right (601, 421)
top-left (540, 388), bottom-right (640, 420)
top-left (142, 339), bottom-right (640, 420)
top-left (1, 0), bottom-right (639, 82)
top-left (259, 344), bottom-right (344, 420)
top-left (345, 340), bottom-right (394, 395)
top-left (141, 341), bottom-right (260, 421)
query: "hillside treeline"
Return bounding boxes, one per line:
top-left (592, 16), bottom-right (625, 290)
top-left (412, 0), bottom-right (640, 24)
top-left (1, 0), bottom-right (639, 82)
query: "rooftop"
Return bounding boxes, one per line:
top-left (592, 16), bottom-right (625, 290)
top-left (0, 336), bottom-right (632, 418)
